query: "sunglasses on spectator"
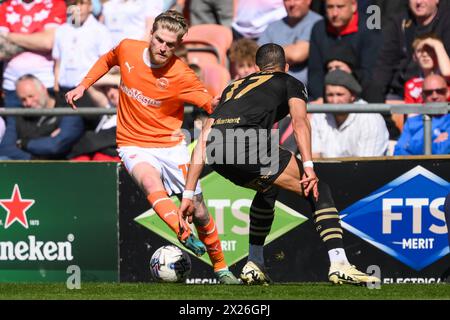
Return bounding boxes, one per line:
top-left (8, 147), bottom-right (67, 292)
top-left (423, 87), bottom-right (447, 96)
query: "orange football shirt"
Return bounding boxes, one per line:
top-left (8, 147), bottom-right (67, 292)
top-left (80, 39), bottom-right (213, 148)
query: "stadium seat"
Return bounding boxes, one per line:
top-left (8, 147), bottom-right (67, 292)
top-left (183, 24), bottom-right (233, 68)
top-left (201, 63), bottom-right (231, 97)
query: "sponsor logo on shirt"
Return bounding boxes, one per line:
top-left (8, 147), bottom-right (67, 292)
top-left (120, 83), bottom-right (162, 108)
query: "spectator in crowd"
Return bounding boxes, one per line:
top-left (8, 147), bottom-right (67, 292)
top-left (0, 0), bottom-right (67, 108)
top-left (325, 42), bottom-right (381, 102)
top-left (324, 42), bottom-right (401, 140)
top-left (312, 0), bottom-right (413, 24)
top-left (189, 0), bottom-right (233, 27)
top-left (0, 116), bottom-right (5, 143)
top-left (229, 38), bottom-right (259, 80)
top-left (102, 0), bottom-right (174, 45)
top-left (394, 74), bottom-right (450, 155)
top-left (372, 0), bottom-right (450, 102)
top-left (258, 0), bottom-right (322, 85)
top-left (53, 0), bottom-right (113, 109)
top-left (404, 34), bottom-right (450, 104)
top-left (308, 0), bottom-right (381, 102)
top-left (231, 0), bottom-right (287, 40)
top-left (69, 75), bottom-right (120, 161)
top-left (311, 69), bottom-right (389, 158)
top-left (0, 75), bottom-right (84, 160)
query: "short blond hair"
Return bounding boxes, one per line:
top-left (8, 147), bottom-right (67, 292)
top-left (152, 10), bottom-right (188, 41)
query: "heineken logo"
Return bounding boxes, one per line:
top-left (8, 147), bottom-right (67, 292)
top-left (0, 184), bottom-right (35, 229)
top-left (0, 184), bottom-right (74, 262)
top-left (0, 235), bottom-right (75, 261)
top-left (0, 163), bottom-right (118, 283)
top-left (134, 172), bottom-right (308, 266)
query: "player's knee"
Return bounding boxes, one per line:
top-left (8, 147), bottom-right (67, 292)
top-left (140, 175), bottom-right (162, 194)
top-left (315, 180), bottom-right (335, 210)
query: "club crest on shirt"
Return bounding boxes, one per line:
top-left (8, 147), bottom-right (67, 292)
top-left (156, 77), bottom-right (169, 90)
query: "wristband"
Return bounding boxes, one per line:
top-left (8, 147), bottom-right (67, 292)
top-left (182, 190), bottom-right (195, 200)
top-left (303, 160), bottom-right (314, 168)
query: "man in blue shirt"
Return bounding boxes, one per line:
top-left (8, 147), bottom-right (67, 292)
top-left (394, 74), bottom-right (450, 155)
top-left (258, 0), bottom-right (322, 84)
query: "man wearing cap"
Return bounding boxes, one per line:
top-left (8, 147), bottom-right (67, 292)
top-left (311, 69), bottom-right (389, 158)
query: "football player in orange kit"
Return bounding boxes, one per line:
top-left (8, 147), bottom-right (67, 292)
top-left (65, 10), bottom-right (240, 284)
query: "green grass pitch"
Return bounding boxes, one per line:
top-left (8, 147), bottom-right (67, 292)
top-left (0, 283), bottom-right (449, 300)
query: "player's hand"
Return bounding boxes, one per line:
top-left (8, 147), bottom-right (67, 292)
top-left (211, 95), bottom-right (220, 111)
top-left (178, 198), bottom-right (195, 224)
top-left (300, 167), bottom-right (319, 201)
top-left (65, 85), bottom-right (86, 109)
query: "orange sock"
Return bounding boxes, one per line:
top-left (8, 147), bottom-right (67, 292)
top-left (147, 191), bottom-right (183, 238)
top-left (196, 215), bottom-right (227, 272)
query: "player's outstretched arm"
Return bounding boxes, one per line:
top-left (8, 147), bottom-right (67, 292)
top-left (289, 97), bottom-right (319, 201)
top-left (179, 118), bottom-right (215, 223)
top-left (65, 46), bottom-right (120, 109)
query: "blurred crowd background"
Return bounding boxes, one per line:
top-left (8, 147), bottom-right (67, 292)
top-left (0, 0), bottom-right (449, 161)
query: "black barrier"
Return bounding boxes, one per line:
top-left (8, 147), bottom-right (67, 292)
top-left (119, 158), bottom-right (450, 283)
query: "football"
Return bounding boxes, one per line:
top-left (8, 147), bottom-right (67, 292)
top-left (150, 245), bottom-right (192, 283)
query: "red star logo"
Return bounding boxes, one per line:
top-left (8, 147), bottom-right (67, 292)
top-left (0, 184), bottom-right (35, 229)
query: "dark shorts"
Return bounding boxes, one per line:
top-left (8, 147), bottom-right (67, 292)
top-left (209, 146), bottom-right (293, 192)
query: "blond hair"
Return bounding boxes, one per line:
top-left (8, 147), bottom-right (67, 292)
top-left (152, 10), bottom-right (188, 40)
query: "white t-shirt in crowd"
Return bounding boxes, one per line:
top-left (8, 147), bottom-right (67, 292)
top-left (311, 112), bottom-right (389, 158)
top-left (53, 14), bottom-right (113, 88)
top-left (232, 0), bottom-right (287, 39)
top-left (102, 0), bottom-right (166, 45)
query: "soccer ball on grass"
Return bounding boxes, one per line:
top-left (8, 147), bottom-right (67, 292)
top-left (150, 245), bottom-right (191, 283)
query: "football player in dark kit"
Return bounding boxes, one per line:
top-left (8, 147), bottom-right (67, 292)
top-left (179, 43), bottom-right (380, 286)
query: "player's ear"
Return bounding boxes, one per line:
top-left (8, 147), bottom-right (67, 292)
top-left (285, 63), bottom-right (290, 72)
top-left (255, 65), bottom-right (261, 72)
